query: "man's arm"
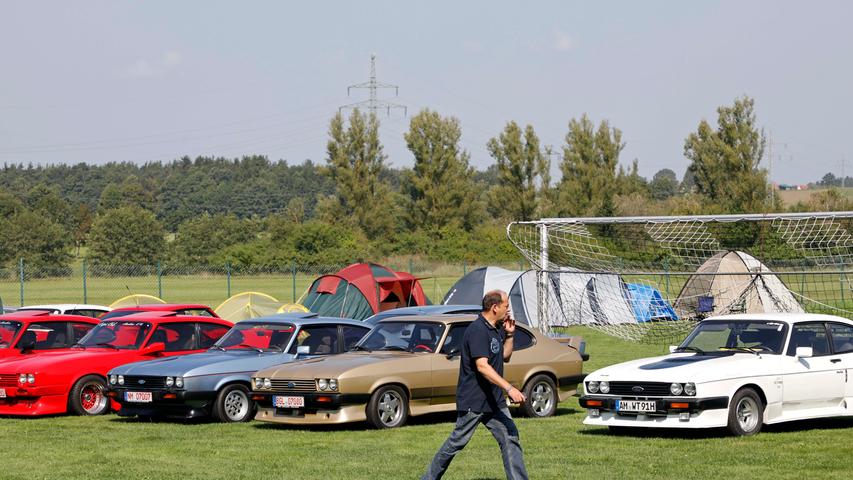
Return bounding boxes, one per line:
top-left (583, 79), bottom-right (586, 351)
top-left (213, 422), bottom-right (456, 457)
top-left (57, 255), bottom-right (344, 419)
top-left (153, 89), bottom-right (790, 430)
top-left (475, 357), bottom-right (526, 403)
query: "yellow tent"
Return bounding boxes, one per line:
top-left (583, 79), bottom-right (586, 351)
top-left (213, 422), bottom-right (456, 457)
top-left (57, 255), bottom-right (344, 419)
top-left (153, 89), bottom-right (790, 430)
top-left (214, 292), bottom-right (282, 322)
top-left (276, 303), bottom-right (310, 313)
top-left (109, 294), bottom-right (167, 309)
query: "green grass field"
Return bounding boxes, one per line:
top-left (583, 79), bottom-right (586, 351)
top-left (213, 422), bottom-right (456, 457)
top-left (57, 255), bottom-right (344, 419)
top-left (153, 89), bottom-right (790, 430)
top-left (2, 326), bottom-right (852, 480)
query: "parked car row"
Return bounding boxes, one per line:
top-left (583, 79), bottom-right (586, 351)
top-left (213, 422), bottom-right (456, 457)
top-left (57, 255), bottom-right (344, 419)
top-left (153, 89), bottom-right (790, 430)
top-left (0, 304), bottom-right (589, 429)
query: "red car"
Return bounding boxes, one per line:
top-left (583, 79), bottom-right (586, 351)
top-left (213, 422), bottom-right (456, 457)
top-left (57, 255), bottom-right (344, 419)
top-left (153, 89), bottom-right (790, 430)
top-left (0, 311), bottom-right (100, 360)
top-left (100, 304), bottom-right (220, 320)
top-left (0, 314), bottom-right (232, 416)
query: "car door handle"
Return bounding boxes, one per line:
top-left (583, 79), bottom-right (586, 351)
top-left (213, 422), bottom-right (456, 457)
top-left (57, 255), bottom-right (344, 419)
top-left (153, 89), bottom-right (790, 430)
top-left (830, 358), bottom-right (842, 363)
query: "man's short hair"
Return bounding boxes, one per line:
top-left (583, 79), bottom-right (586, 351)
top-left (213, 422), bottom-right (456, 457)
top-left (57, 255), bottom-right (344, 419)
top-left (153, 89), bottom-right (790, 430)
top-left (482, 290), bottom-right (505, 312)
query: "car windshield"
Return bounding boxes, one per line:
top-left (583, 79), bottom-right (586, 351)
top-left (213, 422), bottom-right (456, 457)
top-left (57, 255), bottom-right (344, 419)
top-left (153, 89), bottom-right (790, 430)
top-left (0, 321), bottom-right (23, 348)
top-left (679, 320), bottom-right (788, 354)
top-left (213, 323), bottom-right (296, 351)
top-left (357, 321), bottom-right (445, 353)
top-left (77, 321), bottom-right (152, 349)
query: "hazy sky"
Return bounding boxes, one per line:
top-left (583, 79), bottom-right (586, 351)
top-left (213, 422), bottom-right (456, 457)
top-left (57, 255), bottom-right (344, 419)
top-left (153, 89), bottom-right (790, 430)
top-left (1, 1), bottom-right (851, 184)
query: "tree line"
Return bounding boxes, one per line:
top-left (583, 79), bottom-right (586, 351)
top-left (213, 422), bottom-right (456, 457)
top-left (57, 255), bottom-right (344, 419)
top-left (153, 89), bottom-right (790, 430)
top-left (1, 96), bottom-right (846, 272)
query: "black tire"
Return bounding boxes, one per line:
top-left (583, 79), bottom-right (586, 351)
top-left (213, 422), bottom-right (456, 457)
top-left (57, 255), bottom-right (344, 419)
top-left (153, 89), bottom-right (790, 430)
top-left (727, 387), bottom-right (764, 436)
top-left (213, 384), bottom-right (254, 423)
top-left (69, 375), bottom-right (110, 415)
top-left (366, 385), bottom-right (409, 429)
top-left (520, 374), bottom-right (558, 418)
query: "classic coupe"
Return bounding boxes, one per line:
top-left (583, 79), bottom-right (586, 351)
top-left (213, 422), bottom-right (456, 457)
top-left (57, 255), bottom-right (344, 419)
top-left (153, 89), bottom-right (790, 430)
top-left (107, 314), bottom-right (370, 422)
top-left (0, 314), bottom-right (232, 416)
top-left (252, 314), bottom-right (587, 428)
top-left (0, 311), bottom-right (100, 360)
top-left (100, 303), bottom-right (219, 320)
top-left (580, 313), bottom-right (853, 436)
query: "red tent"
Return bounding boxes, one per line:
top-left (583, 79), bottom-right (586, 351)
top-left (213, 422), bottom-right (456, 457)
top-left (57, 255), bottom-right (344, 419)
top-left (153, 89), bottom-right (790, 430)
top-left (302, 263), bottom-right (430, 320)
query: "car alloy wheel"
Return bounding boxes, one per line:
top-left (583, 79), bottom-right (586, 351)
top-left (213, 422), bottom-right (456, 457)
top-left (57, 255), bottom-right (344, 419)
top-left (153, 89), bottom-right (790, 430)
top-left (367, 385), bottom-right (409, 429)
top-left (223, 389), bottom-right (250, 421)
top-left (726, 387), bottom-right (764, 436)
top-left (378, 390), bottom-right (403, 425)
top-left (69, 375), bottom-right (110, 415)
top-left (214, 384), bottom-right (254, 423)
top-left (736, 396), bottom-right (759, 432)
top-left (521, 374), bottom-right (558, 418)
top-left (530, 382), bottom-right (554, 415)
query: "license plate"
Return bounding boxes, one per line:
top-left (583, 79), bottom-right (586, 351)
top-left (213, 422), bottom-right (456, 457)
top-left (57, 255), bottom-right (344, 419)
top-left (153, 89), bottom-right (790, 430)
top-left (273, 395), bottom-right (304, 408)
top-left (125, 391), bottom-right (153, 403)
top-left (0, 388), bottom-right (5, 398)
top-left (616, 400), bottom-right (656, 412)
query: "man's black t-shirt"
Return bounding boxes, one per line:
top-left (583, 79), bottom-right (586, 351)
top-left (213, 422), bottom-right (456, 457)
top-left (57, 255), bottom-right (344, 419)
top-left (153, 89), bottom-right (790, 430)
top-left (456, 314), bottom-right (505, 413)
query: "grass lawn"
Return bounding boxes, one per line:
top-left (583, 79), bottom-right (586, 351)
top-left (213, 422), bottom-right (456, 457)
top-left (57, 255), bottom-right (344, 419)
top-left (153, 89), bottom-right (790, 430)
top-left (2, 327), bottom-right (852, 479)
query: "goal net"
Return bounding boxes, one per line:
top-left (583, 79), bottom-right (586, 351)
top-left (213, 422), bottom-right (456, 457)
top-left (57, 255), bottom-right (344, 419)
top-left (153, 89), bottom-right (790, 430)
top-left (506, 212), bottom-right (853, 343)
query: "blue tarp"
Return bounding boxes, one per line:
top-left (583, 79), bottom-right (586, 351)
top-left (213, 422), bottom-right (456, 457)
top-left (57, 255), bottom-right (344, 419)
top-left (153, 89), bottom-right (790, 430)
top-left (626, 283), bottom-right (678, 322)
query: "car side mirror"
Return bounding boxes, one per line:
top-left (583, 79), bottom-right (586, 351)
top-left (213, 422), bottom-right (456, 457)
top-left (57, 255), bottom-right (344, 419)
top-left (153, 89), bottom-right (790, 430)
top-left (668, 345), bottom-right (677, 353)
top-left (445, 347), bottom-right (460, 359)
top-left (19, 339), bottom-right (36, 352)
top-left (795, 346), bottom-right (813, 358)
top-left (294, 345), bottom-right (310, 359)
top-left (142, 342), bottom-right (166, 356)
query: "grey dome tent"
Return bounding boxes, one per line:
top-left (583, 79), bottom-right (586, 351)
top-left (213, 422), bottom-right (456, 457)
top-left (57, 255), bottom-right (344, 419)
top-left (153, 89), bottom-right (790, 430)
top-left (442, 267), bottom-right (541, 326)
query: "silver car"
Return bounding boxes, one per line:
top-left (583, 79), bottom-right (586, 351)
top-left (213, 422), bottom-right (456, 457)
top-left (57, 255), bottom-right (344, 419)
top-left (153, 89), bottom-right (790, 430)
top-left (107, 313), bottom-right (370, 422)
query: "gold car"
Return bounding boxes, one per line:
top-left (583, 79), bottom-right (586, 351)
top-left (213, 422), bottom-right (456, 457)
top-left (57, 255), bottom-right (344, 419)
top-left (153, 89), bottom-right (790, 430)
top-left (252, 314), bottom-right (586, 428)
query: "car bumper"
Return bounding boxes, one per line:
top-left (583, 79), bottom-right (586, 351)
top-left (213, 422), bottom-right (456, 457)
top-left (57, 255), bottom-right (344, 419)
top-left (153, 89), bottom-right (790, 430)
top-left (253, 392), bottom-right (370, 425)
top-left (107, 388), bottom-right (216, 419)
top-left (579, 395), bottom-right (730, 429)
top-left (0, 385), bottom-right (68, 416)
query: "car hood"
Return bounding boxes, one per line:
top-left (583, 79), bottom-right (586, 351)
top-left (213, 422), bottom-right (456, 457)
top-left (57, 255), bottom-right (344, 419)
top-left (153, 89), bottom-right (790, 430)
top-left (0, 348), bottom-right (134, 373)
top-left (256, 351), bottom-right (423, 379)
top-left (588, 352), bottom-right (780, 383)
top-left (112, 350), bottom-right (297, 377)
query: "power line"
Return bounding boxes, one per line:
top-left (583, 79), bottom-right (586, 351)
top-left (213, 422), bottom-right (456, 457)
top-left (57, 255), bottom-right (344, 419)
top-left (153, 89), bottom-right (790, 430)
top-left (340, 54), bottom-right (406, 117)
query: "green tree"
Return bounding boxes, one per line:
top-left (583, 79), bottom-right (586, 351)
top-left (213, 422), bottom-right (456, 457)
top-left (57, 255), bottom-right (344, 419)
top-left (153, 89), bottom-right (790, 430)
top-left (403, 109), bottom-right (480, 230)
top-left (171, 213), bottom-right (259, 264)
top-left (322, 109), bottom-right (397, 238)
top-left (88, 206), bottom-right (166, 264)
top-left (615, 159), bottom-right (648, 197)
top-left (0, 210), bottom-right (71, 269)
top-left (556, 114), bottom-right (625, 217)
top-left (684, 96), bottom-right (770, 213)
top-left (486, 121), bottom-right (550, 221)
top-left (26, 183), bottom-right (73, 232)
top-left (649, 168), bottom-right (679, 200)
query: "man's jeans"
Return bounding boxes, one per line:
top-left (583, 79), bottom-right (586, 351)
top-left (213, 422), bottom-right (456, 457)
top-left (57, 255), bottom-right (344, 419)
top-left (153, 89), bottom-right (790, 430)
top-left (421, 407), bottom-right (528, 480)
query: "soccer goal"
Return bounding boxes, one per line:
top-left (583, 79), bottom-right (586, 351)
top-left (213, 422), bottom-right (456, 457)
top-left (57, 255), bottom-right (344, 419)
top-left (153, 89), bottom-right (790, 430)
top-left (506, 212), bottom-right (853, 343)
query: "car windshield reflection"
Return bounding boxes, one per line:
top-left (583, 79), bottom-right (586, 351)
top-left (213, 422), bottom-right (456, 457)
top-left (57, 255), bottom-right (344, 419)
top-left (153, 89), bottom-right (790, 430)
top-left (357, 322), bottom-right (445, 353)
top-left (77, 321), bottom-right (152, 350)
top-left (213, 323), bottom-right (295, 352)
top-left (679, 320), bottom-right (788, 354)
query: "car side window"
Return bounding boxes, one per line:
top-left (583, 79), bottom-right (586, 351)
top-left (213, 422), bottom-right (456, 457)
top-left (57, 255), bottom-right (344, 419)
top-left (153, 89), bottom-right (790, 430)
top-left (198, 323), bottom-right (229, 349)
top-left (440, 324), bottom-right (470, 355)
top-left (787, 323), bottom-right (830, 356)
top-left (342, 326), bottom-right (370, 351)
top-left (828, 323), bottom-right (853, 354)
top-left (25, 323), bottom-right (67, 349)
top-left (72, 323), bottom-right (93, 344)
top-left (149, 323), bottom-right (197, 351)
top-left (512, 328), bottom-right (535, 351)
top-left (290, 326), bottom-right (339, 355)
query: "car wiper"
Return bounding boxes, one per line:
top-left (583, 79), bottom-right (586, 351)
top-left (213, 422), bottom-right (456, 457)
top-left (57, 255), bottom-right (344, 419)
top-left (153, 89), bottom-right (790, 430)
top-left (674, 346), bottom-right (705, 354)
top-left (71, 342), bottom-right (86, 350)
top-left (379, 345), bottom-right (407, 351)
top-left (238, 343), bottom-right (263, 353)
top-left (722, 346), bottom-right (760, 356)
top-left (96, 342), bottom-right (119, 350)
top-left (208, 345), bottom-right (226, 352)
top-left (350, 345), bottom-right (372, 352)
top-left (266, 345), bottom-right (283, 352)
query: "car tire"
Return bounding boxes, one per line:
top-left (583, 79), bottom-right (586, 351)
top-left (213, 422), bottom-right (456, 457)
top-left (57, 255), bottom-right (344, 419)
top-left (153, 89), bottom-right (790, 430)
top-left (727, 387), bottom-right (764, 436)
top-left (69, 375), bottom-right (110, 415)
top-left (520, 374), bottom-right (558, 418)
top-left (213, 384), bottom-right (254, 423)
top-left (366, 385), bottom-right (409, 429)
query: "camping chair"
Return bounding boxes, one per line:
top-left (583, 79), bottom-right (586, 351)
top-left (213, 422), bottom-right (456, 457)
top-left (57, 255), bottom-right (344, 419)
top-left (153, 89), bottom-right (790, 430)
top-left (697, 295), bottom-right (715, 318)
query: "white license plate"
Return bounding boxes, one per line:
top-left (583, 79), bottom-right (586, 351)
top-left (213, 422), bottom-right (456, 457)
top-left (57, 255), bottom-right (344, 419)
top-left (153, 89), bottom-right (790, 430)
top-left (0, 388), bottom-right (5, 398)
top-left (616, 400), bottom-right (656, 412)
top-left (273, 395), bottom-right (305, 408)
top-left (125, 391), bottom-right (153, 403)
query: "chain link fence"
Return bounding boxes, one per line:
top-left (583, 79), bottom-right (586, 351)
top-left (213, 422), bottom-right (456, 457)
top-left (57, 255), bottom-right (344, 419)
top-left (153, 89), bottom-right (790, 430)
top-left (0, 259), bottom-right (531, 309)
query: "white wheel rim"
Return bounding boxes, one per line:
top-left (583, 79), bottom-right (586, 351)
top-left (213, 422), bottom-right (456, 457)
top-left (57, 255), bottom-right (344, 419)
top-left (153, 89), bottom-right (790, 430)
top-left (530, 382), bottom-right (554, 415)
top-left (736, 396), bottom-right (759, 432)
top-left (224, 390), bottom-right (249, 420)
top-left (377, 391), bottom-right (403, 426)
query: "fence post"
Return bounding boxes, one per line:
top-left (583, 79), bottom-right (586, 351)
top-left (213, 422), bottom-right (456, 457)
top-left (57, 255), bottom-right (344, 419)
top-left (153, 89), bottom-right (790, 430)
top-left (291, 262), bottom-right (297, 303)
top-left (226, 262), bottom-right (232, 298)
top-left (408, 258), bottom-right (414, 274)
top-left (463, 260), bottom-right (467, 276)
top-left (663, 258), bottom-right (670, 296)
top-left (157, 261), bottom-right (163, 299)
top-left (840, 266), bottom-right (845, 307)
top-left (82, 258), bottom-right (88, 304)
top-left (18, 258), bottom-right (24, 307)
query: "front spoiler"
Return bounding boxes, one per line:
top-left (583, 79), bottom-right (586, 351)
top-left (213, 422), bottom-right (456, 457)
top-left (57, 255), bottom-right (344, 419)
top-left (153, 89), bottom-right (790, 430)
top-left (580, 395), bottom-right (731, 429)
top-left (108, 388), bottom-right (216, 418)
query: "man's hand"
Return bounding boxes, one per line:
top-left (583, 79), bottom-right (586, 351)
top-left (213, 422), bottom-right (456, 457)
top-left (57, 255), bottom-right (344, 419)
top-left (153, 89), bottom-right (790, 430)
top-left (507, 386), bottom-right (526, 404)
top-left (504, 317), bottom-right (516, 335)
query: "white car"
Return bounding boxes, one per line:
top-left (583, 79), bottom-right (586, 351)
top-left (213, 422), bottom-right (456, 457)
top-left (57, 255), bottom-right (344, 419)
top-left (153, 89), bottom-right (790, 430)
top-left (580, 313), bottom-right (853, 436)
top-left (17, 304), bottom-right (111, 318)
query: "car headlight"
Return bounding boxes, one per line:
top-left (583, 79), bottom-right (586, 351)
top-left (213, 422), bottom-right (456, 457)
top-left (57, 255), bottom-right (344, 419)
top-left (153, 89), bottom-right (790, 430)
top-left (328, 379), bottom-right (338, 391)
top-left (118, 375), bottom-right (124, 385)
top-left (670, 383), bottom-right (683, 396)
top-left (587, 381), bottom-right (599, 394)
top-left (19, 374), bottom-right (27, 384)
top-left (263, 378), bottom-right (271, 389)
top-left (599, 381), bottom-right (610, 394)
top-left (165, 376), bottom-right (174, 387)
top-left (684, 382), bottom-right (696, 396)
top-left (252, 378), bottom-right (262, 389)
top-left (109, 375), bottom-right (117, 385)
top-left (318, 379), bottom-right (328, 391)
top-left (175, 377), bottom-right (183, 388)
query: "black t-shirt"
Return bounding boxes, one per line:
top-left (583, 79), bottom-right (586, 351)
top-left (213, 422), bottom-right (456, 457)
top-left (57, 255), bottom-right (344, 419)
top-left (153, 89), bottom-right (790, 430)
top-left (456, 314), bottom-right (505, 413)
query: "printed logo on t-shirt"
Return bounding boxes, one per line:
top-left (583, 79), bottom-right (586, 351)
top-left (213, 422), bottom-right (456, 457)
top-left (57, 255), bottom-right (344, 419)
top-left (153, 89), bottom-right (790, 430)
top-left (490, 337), bottom-right (500, 354)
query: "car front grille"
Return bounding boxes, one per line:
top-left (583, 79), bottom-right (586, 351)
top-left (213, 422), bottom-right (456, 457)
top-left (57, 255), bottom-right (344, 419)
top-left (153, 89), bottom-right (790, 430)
top-left (122, 376), bottom-right (166, 389)
top-left (0, 374), bottom-right (17, 387)
top-left (608, 381), bottom-right (672, 397)
top-left (269, 379), bottom-right (316, 393)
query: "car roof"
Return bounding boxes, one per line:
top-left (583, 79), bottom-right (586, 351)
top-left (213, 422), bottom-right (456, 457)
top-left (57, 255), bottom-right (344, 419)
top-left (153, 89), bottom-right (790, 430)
top-left (99, 314), bottom-right (232, 326)
top-left (109, 303), bottom-right (212, 312)
top-left (377, 313), bottom-right (479, 325)
top-left (19, 304), bottom-right (111, 311)
top-left (704, 313), bottom-right (853, 324)
top-left (239, 315), bottom-right (366, 328)
top-left (0, 313), bottom-right (100, 323)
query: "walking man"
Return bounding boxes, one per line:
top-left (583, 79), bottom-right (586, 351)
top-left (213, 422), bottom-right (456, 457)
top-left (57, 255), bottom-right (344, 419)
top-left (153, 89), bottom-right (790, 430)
top-left (421, 289), bottom-right (529, 480)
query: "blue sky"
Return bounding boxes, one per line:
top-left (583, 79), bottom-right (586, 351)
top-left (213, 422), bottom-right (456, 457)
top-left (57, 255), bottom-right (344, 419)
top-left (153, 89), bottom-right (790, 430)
top-left (1, 1), bottom-right (850, 184)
